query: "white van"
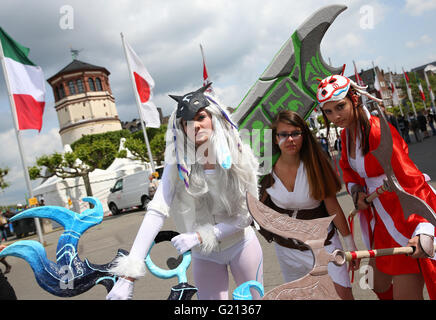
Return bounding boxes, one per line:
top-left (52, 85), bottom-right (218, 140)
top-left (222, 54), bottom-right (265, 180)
top-left (107, 170), bottom-right (151, 215)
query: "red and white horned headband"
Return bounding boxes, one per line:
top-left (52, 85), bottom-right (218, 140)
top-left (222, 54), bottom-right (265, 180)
top-left (316, 74), bottom-right (383, 109)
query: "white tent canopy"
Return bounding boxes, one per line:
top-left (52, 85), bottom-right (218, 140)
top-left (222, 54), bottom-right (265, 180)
top-left (33, 138), bottom-right (152, 216)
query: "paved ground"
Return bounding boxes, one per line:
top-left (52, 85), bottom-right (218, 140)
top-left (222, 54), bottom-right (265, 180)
top-left (1, 133), bottom-right (435, 300)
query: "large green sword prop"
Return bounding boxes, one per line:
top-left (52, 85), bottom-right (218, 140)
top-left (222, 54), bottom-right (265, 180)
top-left (233, 4), bottom-right (347, 175)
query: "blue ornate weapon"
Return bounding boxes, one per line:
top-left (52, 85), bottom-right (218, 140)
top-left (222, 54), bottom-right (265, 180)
top-left (145, 230), bottom-right (198, 300)
top-left (146, 231), bottom-right (264, 300)
top-left (0, 197), bottom-right (125, 297)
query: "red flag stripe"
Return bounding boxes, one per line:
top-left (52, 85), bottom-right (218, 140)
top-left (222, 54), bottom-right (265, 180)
top-left (14, 94), bottom-right (45, 132)
top-left (404, 72), bottom-right (410, 84)
top-left (203, 63), bottom-right (208, 82)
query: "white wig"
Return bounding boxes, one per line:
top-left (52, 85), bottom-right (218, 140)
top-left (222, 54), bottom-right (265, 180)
top-left (164, 93), bottom-right (260, 227)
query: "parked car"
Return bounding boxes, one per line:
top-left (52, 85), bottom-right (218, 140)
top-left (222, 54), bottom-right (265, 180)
top-left (107, 170), bottom-right (151, 215)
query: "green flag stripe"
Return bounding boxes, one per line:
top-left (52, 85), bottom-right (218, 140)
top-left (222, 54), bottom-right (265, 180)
top-left (0, 27), bottom-right (35, 66)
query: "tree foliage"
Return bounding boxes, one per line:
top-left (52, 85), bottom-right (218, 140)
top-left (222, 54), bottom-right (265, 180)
top-left (71, 129), bottom-right (131, 169)
top-left (29, 140), bottom-right (120, 196)
top-left (399, 72), bottom-right (436, 115)
top-left (28, 125), bottom-right (168, 196)
top-left (124, 125), bottom-right (167, 164)
top-left (0, 167), bottom-right (9, 190)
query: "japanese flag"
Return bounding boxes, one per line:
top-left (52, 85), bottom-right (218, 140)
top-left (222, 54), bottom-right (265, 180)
top-left (124, 39), bottom-right (160, 128)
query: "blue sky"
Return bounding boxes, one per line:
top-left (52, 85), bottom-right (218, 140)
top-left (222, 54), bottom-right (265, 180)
top-left (0, 0), bottom-right (436, 205)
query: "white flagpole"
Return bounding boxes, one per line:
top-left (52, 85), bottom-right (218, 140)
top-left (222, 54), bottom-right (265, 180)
top-left (0, 36), bottom-right (44, 244)
top-left (403, 67), bottom-right (417, 117)
top-left (414, 71), bottom-right (427, 111)
top-left (120, 32), bottom-right (155, 173)
top-left (390, 71), bottom-right (403, 116)
top-left (423, 66), bottom-right (436, 111)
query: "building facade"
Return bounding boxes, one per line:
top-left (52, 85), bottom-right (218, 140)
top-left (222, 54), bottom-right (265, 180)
top-left (47, 59), bottom-right (122, 146)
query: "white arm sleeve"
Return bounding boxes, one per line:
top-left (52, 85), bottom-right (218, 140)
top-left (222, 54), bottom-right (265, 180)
top-left (109, 210), bottom-right (165, 278)
top-left (108, 165), bottom-right (180, 279)
top-left (129, 210), bottom-right (165, 259)
top-left (147, 164), bottom-right (177, 217)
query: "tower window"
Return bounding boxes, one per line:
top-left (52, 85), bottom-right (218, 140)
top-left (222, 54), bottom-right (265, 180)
top-left (68, 81), bottom-right (76, 95)
top-left (88, 78), bottom-right (95, 91)
top-left (95, 77), bottom-right (103, 91)
top-left (76, 79), bottom-right (85, 93)
top-left (58, 84), bottom-right (66, 99)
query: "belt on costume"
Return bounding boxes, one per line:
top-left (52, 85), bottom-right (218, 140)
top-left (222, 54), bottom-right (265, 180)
top-left (272, 227), bottom-right (336, 251)
top-left (257, 196), bottom-right (336, 251)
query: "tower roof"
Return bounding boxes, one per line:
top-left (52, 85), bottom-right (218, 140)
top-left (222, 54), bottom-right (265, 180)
top-left (48, 59), bottom-right (110, 82)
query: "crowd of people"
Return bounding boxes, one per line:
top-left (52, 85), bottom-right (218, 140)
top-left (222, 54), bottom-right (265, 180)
top-left (389, 108), bottom-right (436, 144)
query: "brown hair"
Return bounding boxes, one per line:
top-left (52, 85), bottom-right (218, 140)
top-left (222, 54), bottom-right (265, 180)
top-left (321, 88), bottom-right (371, 155)
top-left (271, 110), bottom-right (341, 200)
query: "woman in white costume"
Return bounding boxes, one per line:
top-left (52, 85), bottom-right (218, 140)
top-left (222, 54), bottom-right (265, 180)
top-left (258, 110), bottom-right (359, 300)
top-left (106, 84), bottom-right (263, 300)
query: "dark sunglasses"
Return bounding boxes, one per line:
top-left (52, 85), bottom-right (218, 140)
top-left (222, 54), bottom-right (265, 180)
top-left (276, 131), bottom-right (303, 139)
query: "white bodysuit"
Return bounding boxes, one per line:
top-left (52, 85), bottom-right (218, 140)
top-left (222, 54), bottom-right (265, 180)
top-left (147, 165), bottom-right (264, 299)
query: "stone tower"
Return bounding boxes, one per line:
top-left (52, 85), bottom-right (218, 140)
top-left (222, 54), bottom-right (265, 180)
top-left (47, 59), bottom-right (122, 146)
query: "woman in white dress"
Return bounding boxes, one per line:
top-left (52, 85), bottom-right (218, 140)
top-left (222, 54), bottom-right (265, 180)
top-left (258, 110), bottom-right (359, 300)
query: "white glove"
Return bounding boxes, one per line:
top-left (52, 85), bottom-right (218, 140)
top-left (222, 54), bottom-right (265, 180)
top-left (171, 232), bottom-right (201, 254)
top-left (106, 277), bottom-right (134, 300)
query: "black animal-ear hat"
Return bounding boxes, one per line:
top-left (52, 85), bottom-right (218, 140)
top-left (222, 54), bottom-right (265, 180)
top-left (169, 83), bottom-right (212, 121)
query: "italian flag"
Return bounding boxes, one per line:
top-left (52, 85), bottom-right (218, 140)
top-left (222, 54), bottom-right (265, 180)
top-left (404, 70), bottom-right (411, 88)
top-left (0, 27), bottom-right (45, 131)
top-left (416, 77), bottom-right (426, 101)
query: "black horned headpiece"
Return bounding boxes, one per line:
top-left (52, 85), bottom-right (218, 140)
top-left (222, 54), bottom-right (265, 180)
top-left (169, 83), bottom-right (212, 121)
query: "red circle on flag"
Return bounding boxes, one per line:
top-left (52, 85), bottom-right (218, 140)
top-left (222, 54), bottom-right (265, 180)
top-left (133, 72), bottom-right (150, 103)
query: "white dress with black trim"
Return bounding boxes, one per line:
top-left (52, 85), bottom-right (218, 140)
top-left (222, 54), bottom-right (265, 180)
top-left (266, 161), bottom-right (351, 288)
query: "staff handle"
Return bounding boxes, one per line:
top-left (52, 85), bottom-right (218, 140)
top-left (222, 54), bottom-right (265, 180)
top-left (349, 185), bottom-right (387, 218)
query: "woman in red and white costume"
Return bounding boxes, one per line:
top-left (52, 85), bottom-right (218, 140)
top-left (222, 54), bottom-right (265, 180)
top-left (317, 74), bottom-right (436, 300)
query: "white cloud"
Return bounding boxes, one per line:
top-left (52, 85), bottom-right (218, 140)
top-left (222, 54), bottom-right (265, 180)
top-left (0, 128), bottom-right (63, 204)
top-left (406, 34), bottom-right (432, 48)
top-left (404, 0), bottom-right (436, 16)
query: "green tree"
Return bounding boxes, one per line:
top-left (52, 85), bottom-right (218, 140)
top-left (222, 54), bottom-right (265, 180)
top-left (0, 167), bottom-right (10, 190)
top-left (400, 72), bottom-right (436, 113)
top-left (71, 129), bottom-right (131, 169)
top-left (29, 140), bottom-right (119, 196)
top-left (123, 125), bottom-right (167, 165)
